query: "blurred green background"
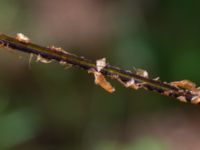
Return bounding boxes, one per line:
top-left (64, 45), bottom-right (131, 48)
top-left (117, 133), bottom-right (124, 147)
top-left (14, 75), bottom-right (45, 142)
top-left (0, 0), bottom-right (200, 150)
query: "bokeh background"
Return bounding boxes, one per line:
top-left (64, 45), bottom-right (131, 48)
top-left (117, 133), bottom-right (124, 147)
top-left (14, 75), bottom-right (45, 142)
top-left (0, 0), bottom-right (200, 150)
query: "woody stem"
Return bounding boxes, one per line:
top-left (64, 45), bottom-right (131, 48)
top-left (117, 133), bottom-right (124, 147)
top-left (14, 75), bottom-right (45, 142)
top-left (0, 34), bottom-right (198, 104)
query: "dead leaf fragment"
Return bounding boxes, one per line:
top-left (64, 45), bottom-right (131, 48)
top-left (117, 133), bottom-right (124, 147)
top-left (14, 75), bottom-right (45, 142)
top-left (170, 80), bottom-right (196, 91)
top-left (177, 96), bottom-right (187, 103)
top-left (117, 78), bottom-right (140, 90)
top-left (135, 68), bottom-right (149, 78)
top-left (191, 96), bottom-right (200, 104)
top-left (96, 58), bottom-right (106, 72)
top-left (16, 33), bottom-right (30, 43)
top-left (92, 71), bottom-right (115, 93)
top-left (59, 60), bottom-right (72, 69)
top-left (125, 78), bottom-right (135, 87)
top-left (125, 78), bottom-right (140, 90)
top-left (36, 55), bottom-right (52, 64)
top-left (49, 45), bottom-right (67, 53)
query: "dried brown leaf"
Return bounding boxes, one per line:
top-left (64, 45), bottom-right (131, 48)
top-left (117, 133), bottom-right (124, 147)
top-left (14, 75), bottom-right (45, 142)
top-left (91, 70), bottom-right (115, 93)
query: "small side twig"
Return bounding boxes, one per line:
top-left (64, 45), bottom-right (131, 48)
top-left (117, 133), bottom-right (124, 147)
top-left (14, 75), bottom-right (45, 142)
top-left (0, 33), bottom-right (200, 105)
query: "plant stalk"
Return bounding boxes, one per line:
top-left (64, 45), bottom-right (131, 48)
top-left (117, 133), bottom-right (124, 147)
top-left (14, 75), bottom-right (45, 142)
top-left (0, 33), bottom-right (199, 104)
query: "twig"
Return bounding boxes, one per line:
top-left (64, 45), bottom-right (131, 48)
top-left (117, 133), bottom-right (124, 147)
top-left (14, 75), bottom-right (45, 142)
top-left (0, 33), bottom-right (200, 105)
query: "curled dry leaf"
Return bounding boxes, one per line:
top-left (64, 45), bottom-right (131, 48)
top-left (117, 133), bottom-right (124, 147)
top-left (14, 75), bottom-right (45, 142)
top-left (170, 80), bottom-right (196, 91)
top-left (170, 80), bottom-right (200, 104)
top-left (116, 77), bottom-right (140, 90)
top-left (90, 70), bottom-right (115, 93)
top-left (16, 33), bottom-right (30, 43)
top-left (124, 78), bottom-right (140, 90)
top-left (96, 58), bottom-right (106, 72)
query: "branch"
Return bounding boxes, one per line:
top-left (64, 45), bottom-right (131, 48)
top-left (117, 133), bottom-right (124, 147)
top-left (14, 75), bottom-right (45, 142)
top-left (0, 33), bottom-right (200, 105)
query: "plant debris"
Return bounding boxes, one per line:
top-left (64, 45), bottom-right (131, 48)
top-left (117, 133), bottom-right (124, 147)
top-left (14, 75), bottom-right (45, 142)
top-left (89, 69), bottom-right (115, 93)
top-left (15, 33), bottom-right (30, 43)
top-left (28, 53), bottom-right (34, 68)
top-left (170, 80), bottom-right (197, 91)
top-left (96, 58), bottom-right (106, 72)
top-left (117, 78), bottom-right (140, 90)
top-left (135, 68), bottom-right (149, 78)
top-left (191, 95), bottom-right (200, 104)
top-left (59, 60), bottom-right (72, 69)
top-left (36, 55), bottom-right (52, 64)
